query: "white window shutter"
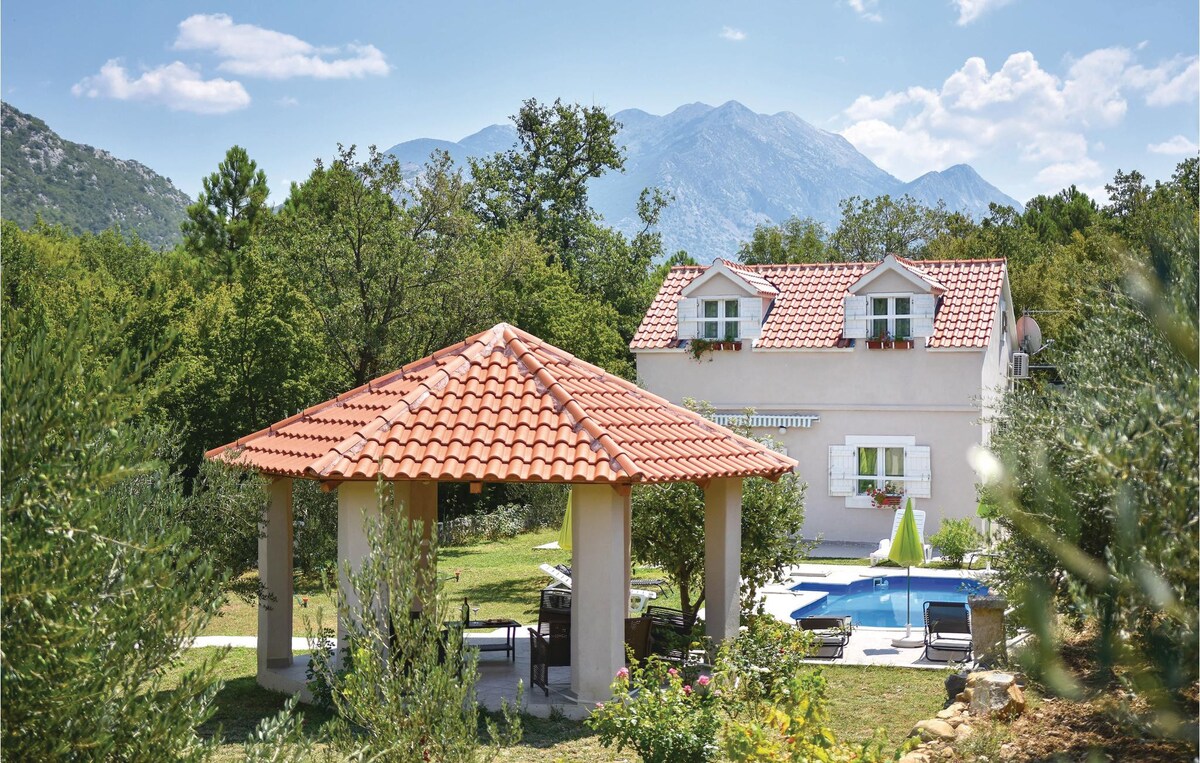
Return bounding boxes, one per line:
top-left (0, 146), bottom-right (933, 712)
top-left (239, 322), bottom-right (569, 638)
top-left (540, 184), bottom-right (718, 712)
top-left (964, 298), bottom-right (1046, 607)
top-left (828, 445), bottom-right (856, 496)
top-left (843, 295), bottom-right (868, 339)
top-left (738, 297), bottom-right (762, 340)
top-left (676, 298), bottom-right (698, 340)
top-left (911, 294), bottom-right (936, 338)
top-left (904, 445), bottom-right (932, 498)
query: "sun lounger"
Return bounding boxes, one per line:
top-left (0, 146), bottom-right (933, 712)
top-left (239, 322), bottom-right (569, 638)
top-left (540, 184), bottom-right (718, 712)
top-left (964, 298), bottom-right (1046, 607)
top-left (796, 616), bottom-right (852, 659)
top-left (870, 508), bottom-right (932, 565)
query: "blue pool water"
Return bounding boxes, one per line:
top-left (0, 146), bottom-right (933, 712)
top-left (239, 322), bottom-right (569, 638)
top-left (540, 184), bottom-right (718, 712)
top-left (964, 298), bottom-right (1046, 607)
top-left (790, 576), bottom-right (988, 628)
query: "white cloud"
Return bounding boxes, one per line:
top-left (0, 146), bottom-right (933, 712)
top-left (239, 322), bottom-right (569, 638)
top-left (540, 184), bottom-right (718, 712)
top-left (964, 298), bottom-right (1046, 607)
top-left (952, 0), bottom-right (1015, 26)
top-left (175, 13), bottom-right (389, 79)
top-left (1143, 58), bottom-right (1199, 106)
top-left (277, 96), bottom-right (299, 107)
top-left (1148, 135), bottom-right (1199, 155)
top-left (847, 0), bottom-right (883, 23)
top-left (719, 26), bottom-right (746, 42)
top-left (71, 59), bottom-right (250, 114)
top-left (838, 46), bottom-right (1199, 194)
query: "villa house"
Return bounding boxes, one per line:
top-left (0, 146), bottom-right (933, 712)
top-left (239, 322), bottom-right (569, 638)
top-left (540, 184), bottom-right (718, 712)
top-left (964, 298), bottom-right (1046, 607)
top-left (631, 255), bottom-right (1016, 545)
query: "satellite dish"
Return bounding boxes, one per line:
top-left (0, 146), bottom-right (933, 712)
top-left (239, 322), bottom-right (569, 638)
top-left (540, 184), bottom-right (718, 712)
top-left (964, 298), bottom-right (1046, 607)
top-left (1016, 315), bottom-right (1042, 355)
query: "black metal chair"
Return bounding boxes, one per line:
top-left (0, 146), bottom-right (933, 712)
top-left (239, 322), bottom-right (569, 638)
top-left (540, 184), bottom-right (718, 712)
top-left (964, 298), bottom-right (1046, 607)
top-left (528, 589), bottom-right (572, 696)
top-left (923, 601), bottom-right (972, 662)
top-left (796, 616), bottom-right (852, 659)
top-left (645, 605), bottom-right (694, 661)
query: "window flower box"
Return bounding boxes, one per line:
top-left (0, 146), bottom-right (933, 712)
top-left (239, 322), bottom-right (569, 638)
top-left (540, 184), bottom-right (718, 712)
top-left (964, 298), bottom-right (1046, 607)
top-left (868, 340), bottom-right (912, 352)
top-left (711, 341), bottom-right (742, 351)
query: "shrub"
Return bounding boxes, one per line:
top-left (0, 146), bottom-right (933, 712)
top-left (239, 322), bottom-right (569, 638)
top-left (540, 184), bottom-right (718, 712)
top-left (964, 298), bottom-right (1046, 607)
top-left (929, 517), bottom-right (984, 566)
top-left (307, 493), bottom-right (521, 761)
top-left (715, 615), bottom-right (815, 701)
top-left (587, 658), bottom-right (723, 763)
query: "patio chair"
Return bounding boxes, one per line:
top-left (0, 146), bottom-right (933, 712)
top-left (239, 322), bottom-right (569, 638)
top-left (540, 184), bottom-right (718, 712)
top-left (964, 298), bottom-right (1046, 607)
top-left (645, 605), bottom-right (694, 661)
top-left (528, 588), bottom-right (572, 696)
top-left (796, 616), bottom-right (852, 659)
top-left (624, 616), bottom-right (653, 663)
top-left (923, 601), bottom-right (972, 663)
top-left (869, 508), bottom-right (932, 566)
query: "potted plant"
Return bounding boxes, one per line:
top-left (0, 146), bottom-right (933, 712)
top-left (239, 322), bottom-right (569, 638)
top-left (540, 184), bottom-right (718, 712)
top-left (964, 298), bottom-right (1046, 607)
top-left (865, 329), bottom-right (891, 350)
top-left (688, 337), bottom-right (716, 361)
top-left (866, 482), bottom-right (904, 507)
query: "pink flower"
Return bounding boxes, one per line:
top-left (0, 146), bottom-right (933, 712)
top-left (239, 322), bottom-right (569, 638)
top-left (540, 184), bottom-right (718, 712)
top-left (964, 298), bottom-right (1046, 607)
top-left (595, 702), bottom-right (604, 709)
top-left (616, 667), bottom-right (629, 680)
top-left (683, 685), bottom-right (693, 695)
top-left (668, 667), bottom-right (678, 677)
top-left (697, 675), bottom-right (711, 687)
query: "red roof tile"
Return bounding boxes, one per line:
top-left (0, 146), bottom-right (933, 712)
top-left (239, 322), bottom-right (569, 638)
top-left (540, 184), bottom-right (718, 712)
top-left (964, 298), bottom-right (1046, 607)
top-left (631, 258), bottom-right (1006, 350)
top-left (207, 324), bottom-right (797, 484)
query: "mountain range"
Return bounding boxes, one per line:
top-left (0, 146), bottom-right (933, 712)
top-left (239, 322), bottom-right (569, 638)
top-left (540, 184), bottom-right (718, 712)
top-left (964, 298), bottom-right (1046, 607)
top-left (386, 100), bottom-right (1021, 260)
top-left (1, 102), bottom-right (191, 249)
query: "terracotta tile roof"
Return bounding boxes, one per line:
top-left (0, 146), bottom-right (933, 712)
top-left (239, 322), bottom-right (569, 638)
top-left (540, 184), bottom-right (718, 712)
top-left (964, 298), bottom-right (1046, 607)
top-left (630, 258), bottom-right (1006, 350)
top-left (207, 324), bottom-right (797, 484)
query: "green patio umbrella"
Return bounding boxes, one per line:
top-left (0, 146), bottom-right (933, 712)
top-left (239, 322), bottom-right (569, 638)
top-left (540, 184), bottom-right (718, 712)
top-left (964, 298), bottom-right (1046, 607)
top-left (557, 490), bottom-right (573, 551)
top-left (888, 498), bottom-right (925, 647)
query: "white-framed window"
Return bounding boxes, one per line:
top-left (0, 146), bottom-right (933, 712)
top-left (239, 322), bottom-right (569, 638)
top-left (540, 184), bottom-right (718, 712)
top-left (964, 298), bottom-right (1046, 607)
top-left (869, 296), bottom-right (912, 340)
top-left (856, 445), bottom-right (905, 495)
top-left (700, 299), bottom-right (740, 340)
top-left (829, 436), bottom-right (931, 504)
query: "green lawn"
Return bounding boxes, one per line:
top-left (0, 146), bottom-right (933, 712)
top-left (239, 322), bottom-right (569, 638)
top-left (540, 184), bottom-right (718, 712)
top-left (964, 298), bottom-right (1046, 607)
top-left (204, 529), bottom-right (682, 637)
top-left (170, 648), bottom-right (945, 760)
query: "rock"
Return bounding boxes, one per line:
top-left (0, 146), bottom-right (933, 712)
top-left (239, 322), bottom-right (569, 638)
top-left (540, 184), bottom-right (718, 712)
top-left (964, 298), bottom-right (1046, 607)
top-left (960, 688), bottom-right (974, 703)
top-left (898, 753), bottom-right (930, 763)
top-left (949, 701), bottom-right (967, 713)
top-left (955, 722), bottom-right (975, 741)
top-left (946, 715), bottom-right (964, 728)
top-left (945, 669), bottom-right (970, 702)
top-left (936, 708), bottom-right (958, 720)
top-left (967, 671), bottom-right (1026, 719)
top-left (912, 719), bottom-right (957, 742)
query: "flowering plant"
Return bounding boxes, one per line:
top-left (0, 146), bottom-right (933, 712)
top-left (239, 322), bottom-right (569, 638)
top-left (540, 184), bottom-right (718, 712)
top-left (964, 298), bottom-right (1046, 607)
top-left (587, 657), bottom-right (722, 763)
top-left (865, 482), bottom-right (904, 508)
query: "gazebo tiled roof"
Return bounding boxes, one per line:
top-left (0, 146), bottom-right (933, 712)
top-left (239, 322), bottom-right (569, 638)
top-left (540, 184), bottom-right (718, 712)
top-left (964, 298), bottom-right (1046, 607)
top-left (207, 323), bottom-right (797, 484)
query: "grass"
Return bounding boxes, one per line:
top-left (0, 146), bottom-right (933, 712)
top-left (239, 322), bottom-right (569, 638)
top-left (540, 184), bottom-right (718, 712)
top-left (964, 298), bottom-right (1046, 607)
top-left (168, 647), bottom-right (944, 760)
top-left (204, 529), bottom-right (682, 638)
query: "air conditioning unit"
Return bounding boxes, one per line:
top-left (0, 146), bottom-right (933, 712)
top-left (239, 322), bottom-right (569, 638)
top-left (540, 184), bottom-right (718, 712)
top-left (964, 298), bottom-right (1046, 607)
top-left (1011, 352), bottom-right (1029, 379)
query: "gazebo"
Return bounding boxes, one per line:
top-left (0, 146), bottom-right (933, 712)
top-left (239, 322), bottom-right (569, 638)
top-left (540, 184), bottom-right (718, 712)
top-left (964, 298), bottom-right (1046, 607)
top-left (207, 323), bottom-right (796, 703)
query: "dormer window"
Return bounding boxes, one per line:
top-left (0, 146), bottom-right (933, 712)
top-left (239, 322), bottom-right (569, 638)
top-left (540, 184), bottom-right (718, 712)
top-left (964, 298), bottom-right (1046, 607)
top-left (870, 297), bottom-right (912, 340)
top-left (701, 299), bottom-right (740, 340)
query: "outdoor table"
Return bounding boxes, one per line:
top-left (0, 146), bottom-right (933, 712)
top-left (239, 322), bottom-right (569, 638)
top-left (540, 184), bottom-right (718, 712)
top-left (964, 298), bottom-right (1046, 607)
top-left (444, 619), bottom-right (521, 662)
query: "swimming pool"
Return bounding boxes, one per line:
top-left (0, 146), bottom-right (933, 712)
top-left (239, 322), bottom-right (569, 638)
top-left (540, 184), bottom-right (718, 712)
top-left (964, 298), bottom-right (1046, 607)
top-left (789, 575), bottom-right (988, 628)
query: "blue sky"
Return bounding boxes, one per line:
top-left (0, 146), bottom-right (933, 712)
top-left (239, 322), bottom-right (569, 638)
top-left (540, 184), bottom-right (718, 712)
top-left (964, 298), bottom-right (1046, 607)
top-left (4, 0), bottom-right (1197, 207)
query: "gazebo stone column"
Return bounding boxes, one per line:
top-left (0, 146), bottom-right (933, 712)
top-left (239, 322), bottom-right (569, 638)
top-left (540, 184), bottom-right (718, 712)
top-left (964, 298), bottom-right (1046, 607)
top-left (337, 480), bottom-right (381, 654)
top-left (394, 480), bottom-right (439, 610)
top-left (570, 483), bottom-right (628, 704)
top-left (258, 478), bottom-right (295, 674)
top-left (704, 477), bottom-right (743, 643)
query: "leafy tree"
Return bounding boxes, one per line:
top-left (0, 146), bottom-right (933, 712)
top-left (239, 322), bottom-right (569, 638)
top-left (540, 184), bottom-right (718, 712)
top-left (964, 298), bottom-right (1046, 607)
top-left (1021, 186), bottom-right (1100, 245)
top-left (274, 146), bottom-right (481, 388)
top-left (1, 315), bottom-right (226, 759)
top-left (631, 402), bottom-right (810, 622)
top-left (469, 98), bottom-right (624, 256)
top-left (737, 216), bottom-right (832, 265)
top-left (182, 145), bottom-right (271, 279)
top-left (829, 194), bottom-right (948, 261)
top-left (986, 220), bottom-right (1197, 741)
top-left (164, 247), bottom-right (327, 466)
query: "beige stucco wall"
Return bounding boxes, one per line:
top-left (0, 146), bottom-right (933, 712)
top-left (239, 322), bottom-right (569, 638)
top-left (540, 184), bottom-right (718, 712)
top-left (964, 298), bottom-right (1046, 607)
top-left (859, 269), bottom-right (926, 294)
top-left (636, 342), bottom-right (991, 544)
top-left (688, 271), bottom-right (753, 297)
